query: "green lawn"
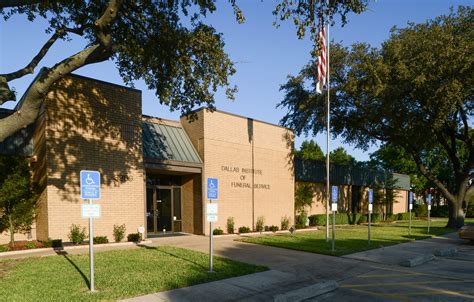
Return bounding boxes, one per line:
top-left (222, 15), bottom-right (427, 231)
top-left (0, 246), bottom-right (267, 301)
top-left (239, 218), bottom-right (474, 257)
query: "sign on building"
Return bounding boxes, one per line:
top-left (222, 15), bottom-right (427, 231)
top-left (80, 170), bottom-right (101, 200)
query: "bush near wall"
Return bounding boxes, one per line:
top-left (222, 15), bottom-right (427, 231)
top-left (397, 212), bottom-right (416, 221)
top-left (309, 213), bottom-right (361, 226)
top-left (414, 204), bottom-right (428, 217)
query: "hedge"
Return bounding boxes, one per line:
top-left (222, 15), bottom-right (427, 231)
top-left (309, 213), bottom-right (361, 226)
top-left (397, 212), bottom-right (416, 220)
top-left (430, 205), bottom-right (449, 217)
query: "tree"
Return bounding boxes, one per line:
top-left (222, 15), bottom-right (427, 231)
top-left (329, 147), bottom-right (355, 165)
top-left (279, 7), bottom-right (474, 228)
top-left (0, 156), bottom-right (37, 245)
top-left (295, 139), bottom-right (324, 161)
top-left (0, 1), bottom-right (370, 143)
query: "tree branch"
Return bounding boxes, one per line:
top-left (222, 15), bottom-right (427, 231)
top-left (94, 0), bottom-right (122, 49)
top-left (0, 0), bottom-right (51, 8)
top-left (2, 29), bottom-right (64, 82)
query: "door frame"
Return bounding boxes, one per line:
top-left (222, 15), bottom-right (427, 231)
top-left (146, 185), bottom-right (182, 233)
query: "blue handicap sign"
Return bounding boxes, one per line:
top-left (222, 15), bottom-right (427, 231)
top-left (207, 178), bottom-right (218, 200)
top-left (331, 186), bottom-right (338, 203)
top-left (427, 194), bottom-right (432, 205)
top-left (80, 170), bottom-right (101, 199)
top-left (368, 189), bottom-right (373, 204)
top-left (409, 191), bottom-right (413, 204)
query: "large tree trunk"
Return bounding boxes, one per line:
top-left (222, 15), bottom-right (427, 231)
top-left (446, 197), bottom-right (465, 228)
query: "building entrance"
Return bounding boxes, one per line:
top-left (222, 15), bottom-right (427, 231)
top-left (146, 186), bottom-right (182, 233)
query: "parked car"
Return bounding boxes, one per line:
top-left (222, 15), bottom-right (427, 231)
top-left (458, 225), bottom-right (474, 242)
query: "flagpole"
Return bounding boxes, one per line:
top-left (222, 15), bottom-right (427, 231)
top-left (325, 9), bottom-right (330, 242)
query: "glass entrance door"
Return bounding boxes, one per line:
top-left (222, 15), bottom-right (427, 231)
top-left (156, 188), bottom-right (172, 232)
top-left (145, 186), bottom-right (181, 233)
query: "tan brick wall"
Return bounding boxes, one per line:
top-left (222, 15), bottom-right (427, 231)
top-left (183, 110), bottom-right (294, 234)
top-left (42, 75), bottom-right (145, 242)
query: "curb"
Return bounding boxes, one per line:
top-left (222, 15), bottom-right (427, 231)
top-left (273, 280), bottom-right (338, 302)
top-left (0, 240), bottom-right (152, 257)
top-left (434, 247), bottom-right (458, 257)
top-left (399, 254), bottom-right (435, 267)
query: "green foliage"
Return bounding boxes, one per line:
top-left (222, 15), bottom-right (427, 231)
top-left (213, 228), bottom-right (223, 235)
top-left (385, 214), bottom-right (398, 222)
top-left (295, 140), bottom-right (324, 161)
top-left (268, 225), bottom-right (279, 233)
top-left (280, 215), bottom-right (291, 230)
top-left (226, 217), bottom-right (235, 234)
top-left (467, 198), bottom-right (474, 218)
top-left (295, 183), bottom-right (314, 214)
top-left (329, 147), bottom-right (355, 165)
top-left (414, 204), bottom-right (428, 218)
top-left (348, 213), bottom-right (362, 225)
top-left (0, 156), bottom-right (38, 245)
top-left (256, 216), bottom-right (265, 233)
top-left (358, 215), bottom-right (367, 224)
top-left (371, 214), bottom-right (382, 223)
top-left (431, 205), bottom-right (449, 217)
top-left (295, 212), bottom-right (308, 229)
top-left (113, 224), bottom-right (126, 242)
top-left (68, 224), bottom-right (86, 244)
top-left (308, 213), bottom-right (351, 226)
top-left (238, 226), bottom-right (251, 234)
top-left (127, 233), bottom-right (142, 242)
top-left (278, 6), bottom-right (474, 228)
top-left (25, 242), bottom-right (36, 249)
top-left (0, 245), bottom-right (9, 252)
top-left (397, 212), bottom-right (416, 221)
top-left (93, 236), bottom-right (109, 244)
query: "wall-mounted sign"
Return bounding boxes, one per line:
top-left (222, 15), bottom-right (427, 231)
top-left (80, 170), bottom-right (101, 200)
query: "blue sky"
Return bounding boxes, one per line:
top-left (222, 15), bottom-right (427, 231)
top-left (0, 0), bottom-right (470, 161)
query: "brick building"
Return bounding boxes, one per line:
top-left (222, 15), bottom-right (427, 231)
top-left (0, 74), bottom-right (410, 244)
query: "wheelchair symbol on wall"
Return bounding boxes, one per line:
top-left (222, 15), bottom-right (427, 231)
top-left (85, 174), bottom-right (95, 185)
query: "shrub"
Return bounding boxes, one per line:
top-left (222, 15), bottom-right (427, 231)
top-left (431, 205), bottom-right (449, 217)
top-left (397, 212), bottom-right (416, 220)
top-left (348, 213), bottom-right (362, 225)
top-left (309, 214), bottom-right (325, 226)
top-left (264, 225), bottom-right (269, 232)
top-left (51, 239), bottom-right (63, 248)
top-left (358, 215), bottom-right (368, 224)
top-left (113, 224), bottom-right (126, 242)
top-left (0, 245), bottom-right (9, 252)
top-left (68, 224), bottom-right (86, 244)
top-left (41, 239), bottom-right (52, 248)
top-left (281, 215), bottom-right (290, 230)
top-left (93, 236), bottom-right (109, 244)
top-left (213, 228), bottom-right (223, 235)
top-left (371, 213), bottom-right (383, 223)
top-left (256, 216), bottom-right (265, 233)
top-left (385, 214), bottom-right (397, 222)
top-left (25, 242), bottom-right (36, 249)
top-left (127, 233), bottom-right (142, 242)
top-left (268, 225), bottom-right (279, 232)
top-left (414, 203), bottom-right (428, 217)
top-left (226, 217), bottom-right (235, 234)
top-left (238, 226), bottom-right (251, 234)
top-left (295, 212), bottom-right (308, 229)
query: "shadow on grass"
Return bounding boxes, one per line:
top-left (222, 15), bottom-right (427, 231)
top-left (137, 244), bottom-right (208, 271)
top-left (55, 250), bottom-right (90, 288)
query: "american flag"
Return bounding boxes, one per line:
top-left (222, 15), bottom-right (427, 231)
top-left (316, 26), bottom-right (327, 94)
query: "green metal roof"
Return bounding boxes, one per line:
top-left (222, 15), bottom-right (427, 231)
top-left (0, 109), bottom-right (33, 156)
top-left (295, 158), bottom-right (411, 190)
top-left (142, 121), bottom-right (202, 164)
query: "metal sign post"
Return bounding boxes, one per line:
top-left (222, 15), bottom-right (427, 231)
top-left (207, 178), bottom-right (218, 272)
top-left (427, 194), bottom-right (432, 234)
top-left (409, 191), bottom-right (413, 239)
top-left (331, 186), bottom-right (338, 251)
top-left (80, 170), bottom-right (101, 292)
top-left (368, 189), bottom-right (373, 245)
